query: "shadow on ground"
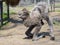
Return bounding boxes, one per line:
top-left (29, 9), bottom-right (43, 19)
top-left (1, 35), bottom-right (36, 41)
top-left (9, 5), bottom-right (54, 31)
top-left (1, 18), bottom-right (23, 30)
top-left (9, 18), bottom-right (23, 24)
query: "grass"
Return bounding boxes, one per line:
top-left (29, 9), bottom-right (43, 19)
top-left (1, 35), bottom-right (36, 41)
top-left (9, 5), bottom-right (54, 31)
top-left (0, 21), bottom-right (8, 30)
top-left (3, 12), bottom-right (16, 19)
top-left (53, 21), bottom-right (60, 26)
top-left (1, 2), bottom-right (60, 27)
top-left (20, 6), bottom-right (33, 10)
top-left (55, 9), bottom-right (60, 12)
top-left (55, 3), bottom-right (60, 7)
top-left (3, 2), bottom-right (17, 19)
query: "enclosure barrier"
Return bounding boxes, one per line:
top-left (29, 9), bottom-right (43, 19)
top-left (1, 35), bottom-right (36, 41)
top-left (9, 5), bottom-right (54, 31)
top-left (0, 0), bottom-right (9, 27)
top-left (0, 0), bottom-right (21, 27)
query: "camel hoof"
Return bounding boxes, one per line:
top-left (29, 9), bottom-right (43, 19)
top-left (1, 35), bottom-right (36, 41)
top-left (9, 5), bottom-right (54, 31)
top-left (50, 37), bottom-right (55, 41)
top-left (42, 35), bottom-right (46, 38)
top-left (32, 37), bottom-right (39, 41)
top-left (32, 39), bottom-right (38, 41)
top-left (23, 36), bottom-right (32, 39)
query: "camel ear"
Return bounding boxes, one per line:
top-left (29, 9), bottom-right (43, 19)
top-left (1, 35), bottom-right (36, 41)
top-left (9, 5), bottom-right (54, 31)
top-left (22, 8), bottom-right (31, 13)
top-left (22, 8), bottom-right (27, 11)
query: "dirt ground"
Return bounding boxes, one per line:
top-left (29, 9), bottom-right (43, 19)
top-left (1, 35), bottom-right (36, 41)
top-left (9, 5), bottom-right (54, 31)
top-left (0, 12), bottom-right (60, 45)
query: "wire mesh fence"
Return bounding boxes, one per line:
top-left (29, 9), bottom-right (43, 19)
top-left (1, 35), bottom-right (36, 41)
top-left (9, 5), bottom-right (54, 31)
top-left (55, 0), bottom-right (60, 8)
top-left (18, 0), bottom-right (55, 11)
top-left (0, 0), bottom-right (60, 27)
top-left (0, 1), bottom-right (9, 27)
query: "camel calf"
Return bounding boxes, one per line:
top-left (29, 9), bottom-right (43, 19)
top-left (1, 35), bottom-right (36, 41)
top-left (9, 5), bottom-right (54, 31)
top-left (19, 2), bottom-right (55, 41)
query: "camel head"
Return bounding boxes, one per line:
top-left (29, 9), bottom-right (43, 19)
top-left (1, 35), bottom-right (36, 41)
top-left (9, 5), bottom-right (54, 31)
top-left (19, 8), bottom-right (30, 21)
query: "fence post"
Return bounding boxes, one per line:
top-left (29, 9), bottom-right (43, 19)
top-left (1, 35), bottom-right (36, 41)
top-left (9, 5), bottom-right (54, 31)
top-left (7, 0), bottom-right (10, 22)
top-left (53, 0), bottom-right (55, 12)
top-left (0, 0), bottom-right (3, 26)
top-left (34, 0), bottom-right (36, 4)
top-left (50, 0), bottom-right (55, 12)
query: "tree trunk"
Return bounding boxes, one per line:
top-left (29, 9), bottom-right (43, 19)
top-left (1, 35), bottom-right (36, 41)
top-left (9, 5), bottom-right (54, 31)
top-left (4, 0), bottom-right (20, 7)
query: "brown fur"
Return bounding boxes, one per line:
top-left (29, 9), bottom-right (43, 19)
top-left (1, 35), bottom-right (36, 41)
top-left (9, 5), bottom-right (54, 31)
top-left (20, 8), bottom-right (43, 27)
top-left (4, 0), bottom-right (20, 6)
top-left (19, 1), bottom-right (55, 41)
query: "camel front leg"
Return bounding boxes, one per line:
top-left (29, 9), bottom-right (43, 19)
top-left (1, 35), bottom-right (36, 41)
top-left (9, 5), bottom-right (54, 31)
top-left (32, 25), bottom-right (42, 41)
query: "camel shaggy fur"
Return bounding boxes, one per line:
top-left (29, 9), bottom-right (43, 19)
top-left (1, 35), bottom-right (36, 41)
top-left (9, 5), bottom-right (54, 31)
top-left (19, 2), bottom-right (55, 41)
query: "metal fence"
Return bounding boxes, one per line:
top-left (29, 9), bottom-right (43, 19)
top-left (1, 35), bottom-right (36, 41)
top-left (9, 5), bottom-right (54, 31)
top-left (19, 0), bottom-right (60, 11)
top-left (19, 0), bottom-right (55, 11)
top-left (0, 1), bottom-right (9, 27)
top-left (19, 0), bottom-right (49, 6)
top-left (55, 0), bottom-right (60, 8)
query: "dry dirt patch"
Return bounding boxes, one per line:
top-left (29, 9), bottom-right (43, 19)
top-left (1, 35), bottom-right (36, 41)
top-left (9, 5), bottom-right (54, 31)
top-left (0, 12), bottom-right (60, 45)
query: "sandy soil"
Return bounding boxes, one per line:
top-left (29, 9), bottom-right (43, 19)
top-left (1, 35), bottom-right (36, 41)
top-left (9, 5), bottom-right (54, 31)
top-left (0, 12), bottom-right (60, 45)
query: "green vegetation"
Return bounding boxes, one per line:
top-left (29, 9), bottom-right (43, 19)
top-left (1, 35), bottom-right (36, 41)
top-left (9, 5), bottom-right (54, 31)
top-left (55, 9), bottom-right (60, 12)
top-left (54, 3), bottom-right (60, 12)
top-left (53, 21), bottom-right (60, 26)
top-left (55, 3), bottom-right (60, 7)
top-left (1, 2), bottom-right (60, 27)
top-left (20, 6), bottom-right (33, 10)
